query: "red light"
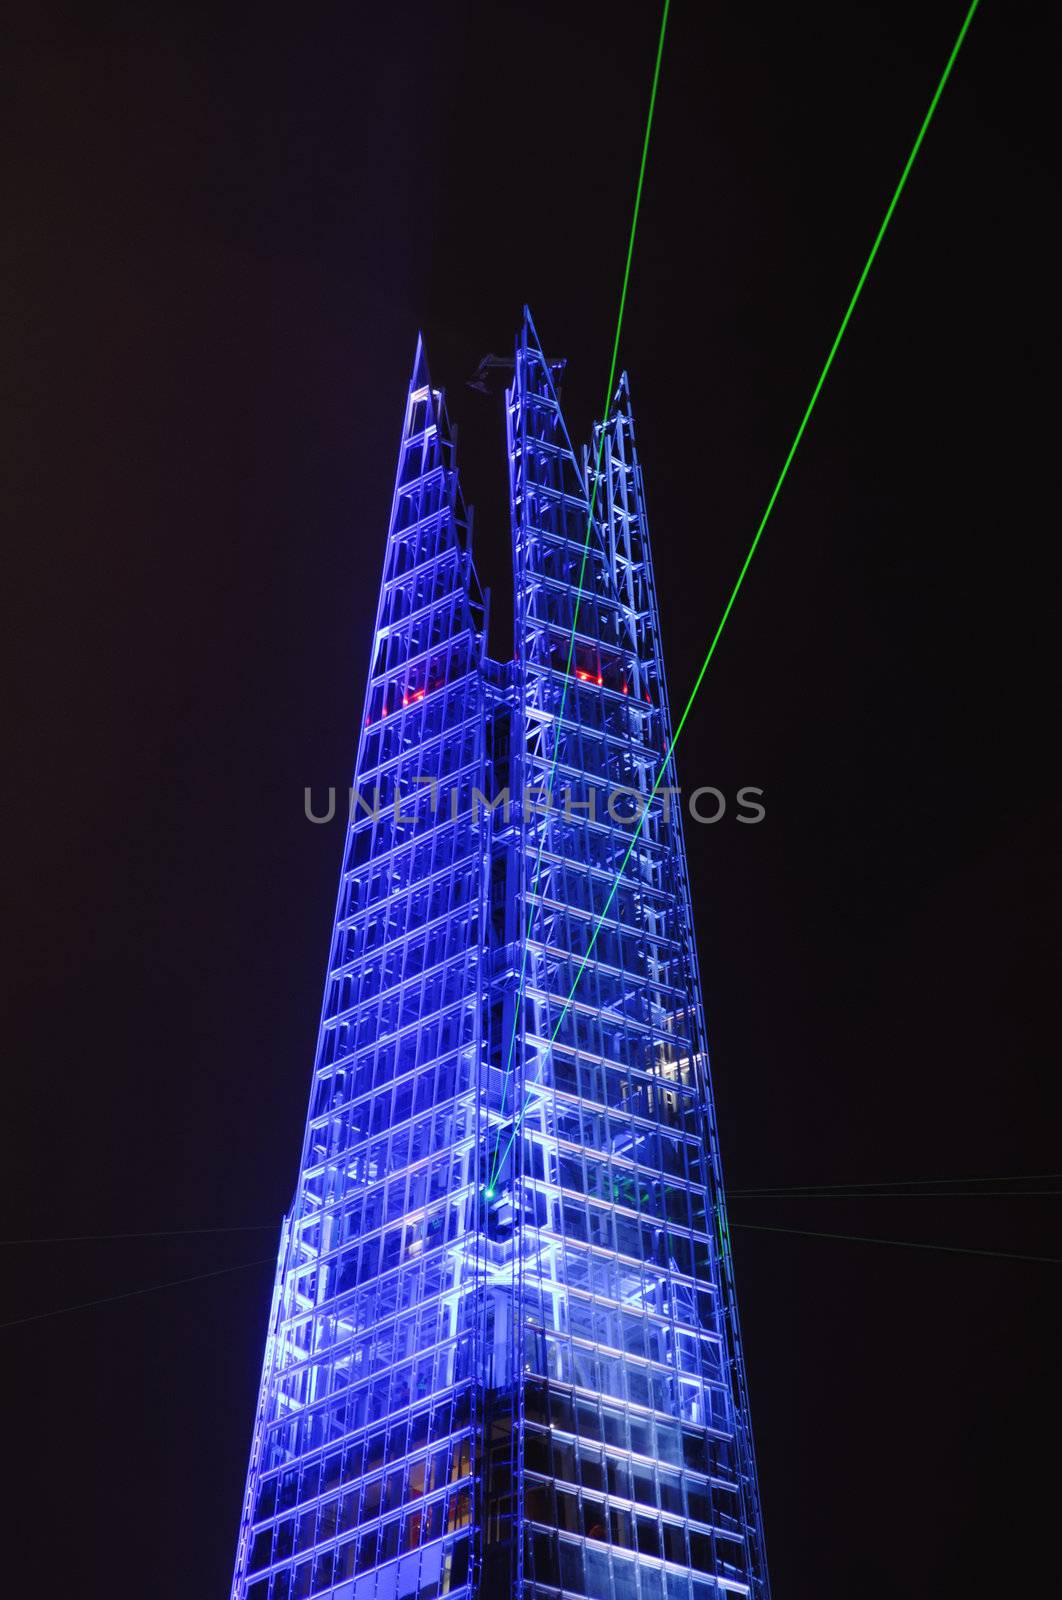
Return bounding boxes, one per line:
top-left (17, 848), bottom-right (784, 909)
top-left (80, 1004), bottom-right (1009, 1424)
top-left (365, 715), bottom-right (372, 725)
top-left (596, 674), bottom-right (603, 686)
top-left (644, 692), bottom-right (651, 704)
top-left (402, 694), bottom-right (409, 707)
top-left (414, 689), bottom-right (425, 701)
top-left (382, 706), bottom-right (388, 717)
top-left (622, 683), bottom-right (629, 696)
top-left (576, 669), bottom-right (590, 681)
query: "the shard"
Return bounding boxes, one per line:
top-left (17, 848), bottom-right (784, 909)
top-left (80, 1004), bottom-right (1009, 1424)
top-left (230, 312), bottom-right (769, 1600)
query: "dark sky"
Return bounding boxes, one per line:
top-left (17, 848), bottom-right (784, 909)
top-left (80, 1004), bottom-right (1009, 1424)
top-left (3, 2), bottom-right (1058, 1596)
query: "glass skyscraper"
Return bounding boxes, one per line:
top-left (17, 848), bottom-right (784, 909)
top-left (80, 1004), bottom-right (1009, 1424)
top-left (230, 312), bottom-right (769, 1600)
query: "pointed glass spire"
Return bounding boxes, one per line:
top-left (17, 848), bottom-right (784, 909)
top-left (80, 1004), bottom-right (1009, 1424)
top-left (231, 322), bottom-right (770, 1600)
top-left (230, 334), bottom-right (489, 1600)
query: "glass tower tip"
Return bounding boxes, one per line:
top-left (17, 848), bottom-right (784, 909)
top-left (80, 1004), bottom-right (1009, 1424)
top-left (230, 314), bottom-right (769, 1600)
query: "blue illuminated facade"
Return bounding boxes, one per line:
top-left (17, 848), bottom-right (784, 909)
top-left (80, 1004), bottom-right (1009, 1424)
top-left (230, 314), bottom-right (769, 1600)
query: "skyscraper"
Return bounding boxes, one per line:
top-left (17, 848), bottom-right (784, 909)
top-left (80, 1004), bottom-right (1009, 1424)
top-left (230, 312), bottom-right (769, 1600)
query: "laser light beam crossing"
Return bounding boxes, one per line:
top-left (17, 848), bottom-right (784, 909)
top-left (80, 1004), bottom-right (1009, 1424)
top-left (489, 0), bottom-right (982, 1187)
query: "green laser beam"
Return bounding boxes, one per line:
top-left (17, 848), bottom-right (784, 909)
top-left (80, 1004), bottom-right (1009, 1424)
top-left (0, 1256), bottom-right (276, 1334)
top-left (493, 0), bottom-right (670, 1130)
top-left (730, 1221), bottom-right (1061, 1266)
top-left (493, 0), bottom-right (981, 1178)
top-left (488, 0), bottom-right (671, 1189)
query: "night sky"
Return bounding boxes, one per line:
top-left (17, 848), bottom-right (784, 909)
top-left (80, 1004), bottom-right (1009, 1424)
top-left (3, 3), bottom-right (1058, 1596)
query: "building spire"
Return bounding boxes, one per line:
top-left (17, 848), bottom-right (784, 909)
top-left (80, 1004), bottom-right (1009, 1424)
top-left (230, 323), bottom-right (770, 1600)
top-left (409, 329), bottom-right (432, 396)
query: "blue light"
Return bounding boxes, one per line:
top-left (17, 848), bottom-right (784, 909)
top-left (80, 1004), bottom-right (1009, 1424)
top-left (229, 319), bottom-right (769, 1600)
